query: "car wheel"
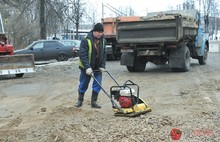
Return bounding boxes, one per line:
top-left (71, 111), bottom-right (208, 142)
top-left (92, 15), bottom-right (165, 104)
top-left (57, 54), bottom-right (68, 62)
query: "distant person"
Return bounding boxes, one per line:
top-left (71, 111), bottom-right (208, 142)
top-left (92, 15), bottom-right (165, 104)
top-left (52, 36), bottom-right (59, 40)
top-left (75, 23), bottom-right (106, 109)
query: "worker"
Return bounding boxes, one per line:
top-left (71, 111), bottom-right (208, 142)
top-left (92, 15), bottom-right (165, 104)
top-left (75, 23), bottom-right (106, 109)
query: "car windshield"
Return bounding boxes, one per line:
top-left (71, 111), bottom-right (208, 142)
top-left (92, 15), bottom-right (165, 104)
top-left (32, 42), bottom-right (43, 49)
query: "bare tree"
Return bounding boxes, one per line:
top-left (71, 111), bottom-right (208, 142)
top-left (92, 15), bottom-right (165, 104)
top-left (118, 6), bottom-right (135, 16)
top-left (40, 0), bottom-right (46, 39)
top-left (205, 0), bottom-right (219, 39)
top-left (0, 0), bottom-right (68, 45)
top-left (45, 0), bottom-right (65, 39)
top-left (127, 7), bottom-right (135, 16)
top-left (183, 0), bottom-right (195, 10)
top-left (63, 0), bottom-right (86, 40)
top-left (201, 0), bottom-right (220, 34)
top-left (0, 0), bottom-right (40, 48)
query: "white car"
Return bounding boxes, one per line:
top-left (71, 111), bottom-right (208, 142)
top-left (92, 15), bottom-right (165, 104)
top-left (60, 40), bottom-right (81, 50)
top-left (60, 40), bottom-right (81, 57)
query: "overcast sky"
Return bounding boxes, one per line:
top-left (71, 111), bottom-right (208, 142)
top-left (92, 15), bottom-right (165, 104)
top-left (88, 0), bottom-right (189, 21)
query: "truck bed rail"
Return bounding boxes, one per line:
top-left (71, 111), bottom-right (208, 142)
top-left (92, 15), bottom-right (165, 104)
top-left (116, 15), bottom-right (198, 44)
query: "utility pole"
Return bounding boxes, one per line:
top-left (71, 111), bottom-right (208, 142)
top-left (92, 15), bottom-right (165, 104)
top-left (102, 3), bottom-right (104, 19)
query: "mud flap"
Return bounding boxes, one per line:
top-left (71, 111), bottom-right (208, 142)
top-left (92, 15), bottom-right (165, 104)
top-left (169, 44), bottom-right (190, 72)
top-left (0, 54), bottom-right (35, 76)
top-left (120, 52), bottom-right (135, 66)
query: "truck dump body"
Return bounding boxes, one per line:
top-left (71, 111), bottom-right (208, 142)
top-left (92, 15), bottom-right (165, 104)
top-left (102, 16), bottom-right (142, 39)
top-left (102, 17), bottom-right (116, 39)
top-left (102, 16), bottom-right (142, 60)
top-left (117, 10), bottom-right (199, 44)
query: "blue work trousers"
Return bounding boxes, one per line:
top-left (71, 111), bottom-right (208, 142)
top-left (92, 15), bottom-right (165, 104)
top-left (78, 70), bottom-right (102, 94)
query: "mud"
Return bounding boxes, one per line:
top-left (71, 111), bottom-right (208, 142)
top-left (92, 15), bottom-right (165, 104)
top-left (0, 53), bottom-right (220, 142)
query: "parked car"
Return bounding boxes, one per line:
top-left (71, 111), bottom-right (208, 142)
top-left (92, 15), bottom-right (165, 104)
top-left (60, 40), bottom-right (81, 56)
top-left (14, 40), bottom-right (77, 62)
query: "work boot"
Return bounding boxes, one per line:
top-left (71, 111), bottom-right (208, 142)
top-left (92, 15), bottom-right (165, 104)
top-left (75, 92), bottom-right (84, 107)
top-left (91, 91), bottom-right (101, 109)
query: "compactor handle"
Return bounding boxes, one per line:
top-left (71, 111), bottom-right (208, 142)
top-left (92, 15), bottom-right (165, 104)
top-left (93, 69), bottom-right (120, 86)
top-left (91, 73), bottom-right (122, 112)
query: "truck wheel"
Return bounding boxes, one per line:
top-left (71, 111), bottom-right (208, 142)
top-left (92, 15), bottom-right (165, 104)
top-left (108, 46), bottom-right (118, 61)
top-left (15, 73), bottom-right (24, 78)
top-left (126, 56), bottom-right (146, 72)
top-left (57, 54), bottom-right (68, 62)
top-left (127, 66), bottom-right (135, 72)
top-left (198, 44), bottom-right (208, 65)
top-left (107, 54), bottom-right (116, 61)
top-left (170, 45), bottom-right (190, 72)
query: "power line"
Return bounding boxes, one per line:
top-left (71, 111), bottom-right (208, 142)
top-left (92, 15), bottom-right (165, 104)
top-left (102, 3), bottom-right (127, 18)
top-left (107, 3), bottom-right (127, 16)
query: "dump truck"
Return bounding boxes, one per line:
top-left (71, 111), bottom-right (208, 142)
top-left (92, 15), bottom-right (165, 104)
top-left (102, 16), bottom-right (141, 60)
top-left (0, 13), bottom-right (35, 77)
top-left (116, 10), bottom-right (209, 72)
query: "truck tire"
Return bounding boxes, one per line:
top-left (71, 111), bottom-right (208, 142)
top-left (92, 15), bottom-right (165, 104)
top-left (198, 44), bottom-right (208, 65)
top-left (106, 44), bottom-right (117, 61)
top-left (169, 44), bottom-right (190, 72)
top-left (109, 45), bottom-right (120, 61)
top-left (107, 53), bottom-right (116, 61)
top-left (126, 56), bottom-right (146, 72)
top-left (127, 66), bottom-right (135, 72)
top-left (15, 73), bottom-right (24, 78)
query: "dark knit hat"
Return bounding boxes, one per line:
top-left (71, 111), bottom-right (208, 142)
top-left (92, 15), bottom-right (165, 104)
top-left (93, 23), bottom-right (104, 32)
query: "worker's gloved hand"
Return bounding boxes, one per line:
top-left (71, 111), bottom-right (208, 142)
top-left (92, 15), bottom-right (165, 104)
top-left (86, 68), bottom-right (93, 75)
top-left (99, 68), bottom-right (106, 72)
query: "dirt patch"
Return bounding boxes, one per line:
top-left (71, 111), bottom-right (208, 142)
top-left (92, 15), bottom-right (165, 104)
top-left (0, 53), bottom-right (220, 141)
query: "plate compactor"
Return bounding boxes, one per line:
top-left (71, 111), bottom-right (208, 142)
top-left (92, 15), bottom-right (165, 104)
top-left (91, 70), bottom-right (151, 117)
